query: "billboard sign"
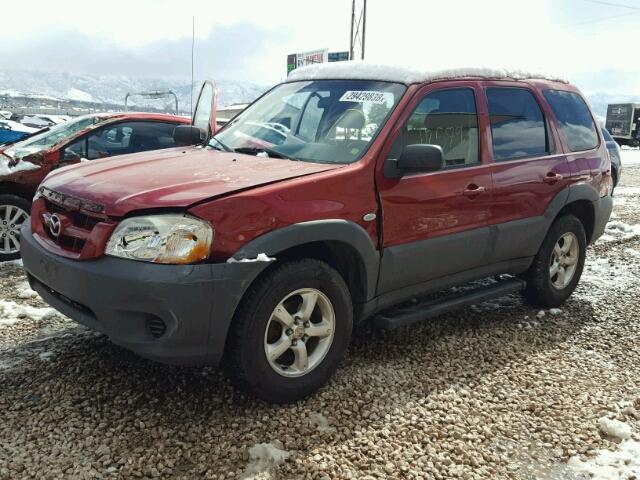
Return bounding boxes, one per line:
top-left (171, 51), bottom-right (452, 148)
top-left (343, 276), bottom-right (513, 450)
top-left (287, 49), bottom-right (349, 75)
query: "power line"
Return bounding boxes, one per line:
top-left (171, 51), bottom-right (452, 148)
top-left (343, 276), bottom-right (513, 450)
top-left (582, 0), bottom-right (640, 11)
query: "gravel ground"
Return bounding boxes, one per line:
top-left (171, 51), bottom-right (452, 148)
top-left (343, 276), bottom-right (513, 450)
top-left (1, 152), bottom-right (640, 480)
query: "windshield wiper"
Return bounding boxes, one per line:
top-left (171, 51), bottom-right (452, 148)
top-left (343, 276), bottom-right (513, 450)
top-left (234, 146), bottom-right (298, 161)
top-left (210, 137), bottom-right (234, 152)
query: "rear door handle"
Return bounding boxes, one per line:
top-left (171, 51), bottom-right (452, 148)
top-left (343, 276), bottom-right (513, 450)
top-left (543, 172), bottom-right (563, 185)
top-left (462, 184), bottom-right (486, 198)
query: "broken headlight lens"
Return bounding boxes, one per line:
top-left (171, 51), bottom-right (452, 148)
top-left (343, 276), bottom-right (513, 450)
top-left (105, 214), bottom-right (213, 264)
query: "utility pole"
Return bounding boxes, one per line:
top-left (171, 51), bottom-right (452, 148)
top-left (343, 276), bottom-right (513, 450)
top-left (349, 0), bottom-right (367, 60)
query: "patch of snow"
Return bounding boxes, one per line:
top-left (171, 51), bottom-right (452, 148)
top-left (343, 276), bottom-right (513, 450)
top-left (308, 412), bottom-right (335, 433)
top-left (227, 253), bottom-right (275, 264)
top-left (0, 300), bottom-right (58, 327)
top-left (580, 257), bottom-right (636, 292)
top-left (16, 282), bottom-right (38, 300)
top-left (0, 119), bottom-right (37, 133)
top-left (241, 442), bottom-right (289, 479)
top-left (0, 157), bottom-right (40, 176)
top-left (287, 61), bottom-right (568, 85)
top-left (568, 440), bottom-right (640, 479)
top-left (65, 88), bottom-right (94, 102)
top-left (38, 351), bottom-right (54, 361)
top-left (597, 221), bottom-right (640, 244)
top-left (549, 308), bottom-right (562, 316)
top-left (620, 148), bottom-right (640, 166)
top-left (536, 310), bottom-right (546, 319)
top-left (614, 186), bottom-right (640, 196)
top-left (598, 417), bottom-right (633, 440)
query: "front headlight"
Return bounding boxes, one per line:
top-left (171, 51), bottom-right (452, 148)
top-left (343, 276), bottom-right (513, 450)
top-left (105, 214), bottom-right (214, 264)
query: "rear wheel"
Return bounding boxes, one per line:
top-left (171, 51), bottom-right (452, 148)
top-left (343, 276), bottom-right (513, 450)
top-left (224, 259), bottom-right (353, 403)
top-left (0, 194), bottom-right (31, 262)
top-left (523, 214), bottom-right (586, 307)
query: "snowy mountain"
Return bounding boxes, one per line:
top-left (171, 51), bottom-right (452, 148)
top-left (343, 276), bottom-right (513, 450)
top-left (0, 70), bottom-right (269, 112)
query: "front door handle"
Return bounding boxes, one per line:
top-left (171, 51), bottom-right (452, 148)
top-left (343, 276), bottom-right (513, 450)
top-left (543, 172), bottom-right (564, 185)
top-left (462, 184), bottom-right (486, 198)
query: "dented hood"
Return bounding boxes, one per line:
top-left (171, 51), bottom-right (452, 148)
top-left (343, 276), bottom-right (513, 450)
top-left (42, 146), bottom-right (341, 217)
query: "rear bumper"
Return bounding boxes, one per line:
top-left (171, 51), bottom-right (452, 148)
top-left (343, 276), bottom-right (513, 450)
top-left (20, 225), bottom-right (268, 366)
top-left (590, 194), bottom-right (614, 244)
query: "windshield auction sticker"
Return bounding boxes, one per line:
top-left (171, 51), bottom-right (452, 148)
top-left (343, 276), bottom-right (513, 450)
top-left (339, 91), bottom-right (387, 104)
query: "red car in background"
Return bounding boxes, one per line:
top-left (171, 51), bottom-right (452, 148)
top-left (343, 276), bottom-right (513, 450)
top-left (0, 112), bottom-right (189, 260)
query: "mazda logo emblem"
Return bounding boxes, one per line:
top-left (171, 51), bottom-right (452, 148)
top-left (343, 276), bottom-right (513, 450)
top-left (49, 214), bottom-right (62, 238)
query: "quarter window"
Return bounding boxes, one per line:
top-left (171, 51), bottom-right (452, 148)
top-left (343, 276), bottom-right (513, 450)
top-left (543, 90), bottom-right (598, 152)
top-left (486, 88), bottom-right (549, 161)
top-left (397, 88), bottom-right (479, 168)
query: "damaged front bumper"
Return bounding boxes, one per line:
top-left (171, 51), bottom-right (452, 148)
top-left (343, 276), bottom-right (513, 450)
top-left (20, 224), bottom-right (269, 366)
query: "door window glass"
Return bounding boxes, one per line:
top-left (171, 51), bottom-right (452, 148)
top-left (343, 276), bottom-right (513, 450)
top-left (87, 122), bottom-right (178, 159)
top-left (543, 90), bottom-right (598, 152)
top-left (486, 88), bottom-right (549, 160)
top-left (63, 138), bottom-right (86, 160)
top-left (396, 88), bottom-right (479, 168)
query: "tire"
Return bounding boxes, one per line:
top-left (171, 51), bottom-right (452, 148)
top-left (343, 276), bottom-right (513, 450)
top-left (0, 194), bottom-right (31, 262)
top-left (522, 214), bottom-right (586, 308)
top-left (224, 259), bottom-right (353, 403)
top-left (611, 168), bottom-right (618, 195)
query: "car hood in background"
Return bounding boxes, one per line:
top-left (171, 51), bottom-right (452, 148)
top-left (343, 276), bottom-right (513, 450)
top-left (42, 146), bottom-right (342, 217)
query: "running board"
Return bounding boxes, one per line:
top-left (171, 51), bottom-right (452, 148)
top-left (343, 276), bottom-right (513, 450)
top-left (373, 278), bottom-right (526, 330)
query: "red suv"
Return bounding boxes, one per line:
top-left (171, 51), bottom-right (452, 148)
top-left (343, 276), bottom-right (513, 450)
top-left (0, 112), bottom-right (189, 260)
top-left (20, 64), bottom-right (613, 402)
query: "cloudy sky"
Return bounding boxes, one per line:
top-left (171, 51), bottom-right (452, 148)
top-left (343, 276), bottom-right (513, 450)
top-left (1, 0), bottom-right (639, 93)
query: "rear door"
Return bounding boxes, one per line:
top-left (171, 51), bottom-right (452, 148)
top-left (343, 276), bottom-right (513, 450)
top-left (482, 82), bottom-right (571, 263)
top-left (376, 82), bottom-right (495, 295)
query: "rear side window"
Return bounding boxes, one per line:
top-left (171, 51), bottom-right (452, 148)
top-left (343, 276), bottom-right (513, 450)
top-left (486, 88), bottom-right (549, 161)
top-left (398, 88), bottom-right (479, 168)
top-left (543, 90), bottom-right (598, 152)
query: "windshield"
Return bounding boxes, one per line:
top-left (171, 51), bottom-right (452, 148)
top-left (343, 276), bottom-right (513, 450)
top-left (210, 80), bottom-right (406, 164)
top-left (4, 115), bottom-right (104, 160)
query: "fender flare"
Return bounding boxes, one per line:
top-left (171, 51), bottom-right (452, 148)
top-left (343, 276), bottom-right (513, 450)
top-left (543, 183), bottom-right (599, 221)
top-left (232, 219), bottom-right (380, 301)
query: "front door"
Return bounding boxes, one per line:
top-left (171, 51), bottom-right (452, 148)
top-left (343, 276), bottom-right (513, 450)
top-left (376, 83), bottom-right (495, 295)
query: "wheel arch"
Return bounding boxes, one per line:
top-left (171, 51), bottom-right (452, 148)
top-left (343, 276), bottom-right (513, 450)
top-left (231, 220), bottom-right (380, 304)
top-left (0, 181), bottom-right (33, 201)
top-left (545, 184), bottom-right (598, 244)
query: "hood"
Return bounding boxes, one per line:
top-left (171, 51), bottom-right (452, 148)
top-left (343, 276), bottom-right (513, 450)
top-left (42, 146), bottom-right (342, 217)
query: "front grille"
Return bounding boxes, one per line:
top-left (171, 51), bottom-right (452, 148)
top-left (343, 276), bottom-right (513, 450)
top-left (40, 198), bottom-right (104, 254)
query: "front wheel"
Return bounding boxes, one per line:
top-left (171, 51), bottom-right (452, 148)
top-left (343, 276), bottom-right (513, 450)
top-left (224, 259), bottom-right (353, 403)
top-left (522, 214), bottom-right (586, 307)
top-left (0, 194), bottom-right (31, 262)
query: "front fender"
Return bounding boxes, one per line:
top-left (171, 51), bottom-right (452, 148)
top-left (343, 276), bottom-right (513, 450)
top-left (231, 219), bottom-right (380, 301)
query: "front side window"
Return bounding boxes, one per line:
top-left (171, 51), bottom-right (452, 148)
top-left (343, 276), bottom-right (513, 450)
top-left (395, 88), bottom-right (479, 168)
top-left (543, 90), bottom-right (598, 152)
top-left (87, 122), bottom-right (177, 159)
top-left (486, 88), bottom-right (549, 161)
top-left (211, 80), bottom-right (406, 164)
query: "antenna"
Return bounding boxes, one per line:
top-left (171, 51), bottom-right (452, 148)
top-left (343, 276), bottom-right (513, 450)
top-left (349, 0), bottom-right (367, 60)
top-left (190, 16), bottom-right (195, 117)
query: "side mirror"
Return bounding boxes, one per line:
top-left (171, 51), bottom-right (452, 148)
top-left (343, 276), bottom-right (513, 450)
top-left (173, 125), bottom-right (206, 145)
top-left (397, 144), bottom-right (443, 173)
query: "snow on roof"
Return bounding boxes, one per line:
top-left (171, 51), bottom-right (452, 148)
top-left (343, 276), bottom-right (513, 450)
top-left (286, 61), bottom-right (569, 85)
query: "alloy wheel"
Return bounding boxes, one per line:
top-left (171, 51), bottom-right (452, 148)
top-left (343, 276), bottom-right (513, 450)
top-left (263, 288), bottom-right (335, 378)
top-left (0, 205), bottom-right (29, 255)
top-left (549, 232), bottom-right (579, 289)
